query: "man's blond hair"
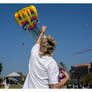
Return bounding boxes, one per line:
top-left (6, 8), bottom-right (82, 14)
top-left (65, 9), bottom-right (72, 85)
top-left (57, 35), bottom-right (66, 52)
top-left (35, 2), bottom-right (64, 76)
top-left (39, 35), bottom-right (56, 56)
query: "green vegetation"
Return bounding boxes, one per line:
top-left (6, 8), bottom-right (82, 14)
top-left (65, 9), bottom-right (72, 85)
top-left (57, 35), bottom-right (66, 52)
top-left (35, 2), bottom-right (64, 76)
top-left (0, 63), bottom-right (2, 75)
top-left (0, 85), bottom-right (22, 89)
top-left (80, 72), bottom-right (92, 87)
top-left (9, 85), bottom-right (22, 89)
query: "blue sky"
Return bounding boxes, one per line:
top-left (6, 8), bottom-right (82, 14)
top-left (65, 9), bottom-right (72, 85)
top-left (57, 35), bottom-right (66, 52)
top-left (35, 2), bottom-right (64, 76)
top-left (0, 4), bottom-right (92, 76)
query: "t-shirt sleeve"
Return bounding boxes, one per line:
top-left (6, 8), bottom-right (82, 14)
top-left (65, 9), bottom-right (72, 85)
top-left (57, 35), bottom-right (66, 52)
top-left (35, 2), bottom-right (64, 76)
top-left (48, 61), bottom-right (59, 84)
top-left (31, 44), bottom-right (40, 56)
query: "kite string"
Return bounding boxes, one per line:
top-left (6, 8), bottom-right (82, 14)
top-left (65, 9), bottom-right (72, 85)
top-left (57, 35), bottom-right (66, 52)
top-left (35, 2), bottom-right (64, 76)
top-left (29, 29), bottom-right (37, 41)
top-left (32, 28), bottom-right (39, 36)
top-left (35, 26), bottom-right (41, 33)
top-left (34, 27), bottom-right (40, 36)
top-left (29, 30), bottom-right (36, 41)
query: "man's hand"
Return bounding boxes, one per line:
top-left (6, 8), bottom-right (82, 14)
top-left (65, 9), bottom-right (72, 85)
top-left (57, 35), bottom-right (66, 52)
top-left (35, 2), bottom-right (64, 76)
top-left (61, 70), bottom-right (69, 80)
top-left (49, 70), bottom-right (69, 89)
top-left (36, 25), bottom-right (47, 45)
top-left (41, 26), bottom-right (47, 33)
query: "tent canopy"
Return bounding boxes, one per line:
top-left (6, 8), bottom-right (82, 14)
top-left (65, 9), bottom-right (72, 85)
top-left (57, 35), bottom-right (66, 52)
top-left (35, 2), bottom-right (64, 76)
top-left (7, 72), bottom-right (21, 77)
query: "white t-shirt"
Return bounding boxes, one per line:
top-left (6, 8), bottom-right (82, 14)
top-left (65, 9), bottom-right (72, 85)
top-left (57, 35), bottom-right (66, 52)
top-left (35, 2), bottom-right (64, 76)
top-left (23, 44), bottom-right (59, 89)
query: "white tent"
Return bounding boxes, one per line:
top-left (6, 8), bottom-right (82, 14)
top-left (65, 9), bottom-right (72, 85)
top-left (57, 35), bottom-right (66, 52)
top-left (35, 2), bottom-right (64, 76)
top-left (9, 78), bottom-right (18, 81)
top-left (7, 72), bottom-right (21, 77)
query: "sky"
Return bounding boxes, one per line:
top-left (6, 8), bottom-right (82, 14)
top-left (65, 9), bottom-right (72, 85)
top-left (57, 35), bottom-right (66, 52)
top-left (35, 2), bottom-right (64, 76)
top-left (0, 4), bottom-right (92, 76)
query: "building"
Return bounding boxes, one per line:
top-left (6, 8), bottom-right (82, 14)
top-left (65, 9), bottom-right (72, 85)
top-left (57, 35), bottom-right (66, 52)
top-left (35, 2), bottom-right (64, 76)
top-left (70, 62), bottom-right (92, 79)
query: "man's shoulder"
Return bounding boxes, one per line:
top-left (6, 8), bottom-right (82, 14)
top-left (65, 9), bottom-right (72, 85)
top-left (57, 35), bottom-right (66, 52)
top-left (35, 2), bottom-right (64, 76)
top-left (40, 56), bottom-right (55, 68)
top-left (47, 57), bottom-right (57, 66)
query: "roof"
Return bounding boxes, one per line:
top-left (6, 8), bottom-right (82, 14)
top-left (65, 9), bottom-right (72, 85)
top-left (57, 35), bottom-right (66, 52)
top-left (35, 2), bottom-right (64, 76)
top-left (7, 72), bottom-right (21, 77)
top-left (71, 62), bottom-right (90, 68)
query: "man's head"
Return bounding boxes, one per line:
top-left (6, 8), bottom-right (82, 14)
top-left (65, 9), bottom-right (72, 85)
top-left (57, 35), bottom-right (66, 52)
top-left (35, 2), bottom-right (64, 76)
top-left (39, 35), bottom-right (56, 56)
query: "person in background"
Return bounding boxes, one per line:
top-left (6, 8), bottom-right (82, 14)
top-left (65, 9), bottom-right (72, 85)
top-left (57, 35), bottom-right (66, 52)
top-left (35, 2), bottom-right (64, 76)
top-left (3, 77), bottom-right (10, 89)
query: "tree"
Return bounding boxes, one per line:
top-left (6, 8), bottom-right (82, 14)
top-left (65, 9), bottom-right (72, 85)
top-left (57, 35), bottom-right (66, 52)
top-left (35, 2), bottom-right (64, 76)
top-left (0, 63), bottom-right (2, 75)
top-left (80, 72), bottom-right (92, 87)
top-left (17, 72), bottom-right (26, 85)
top-left (59, 61), bottom-right (67, 71)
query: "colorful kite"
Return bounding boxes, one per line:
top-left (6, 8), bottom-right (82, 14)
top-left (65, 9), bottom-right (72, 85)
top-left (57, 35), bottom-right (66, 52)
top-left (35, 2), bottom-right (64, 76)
top-left (85, 24), bottom-right (88, 27)
top-left (14, 5), bottom-right (41, 41)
